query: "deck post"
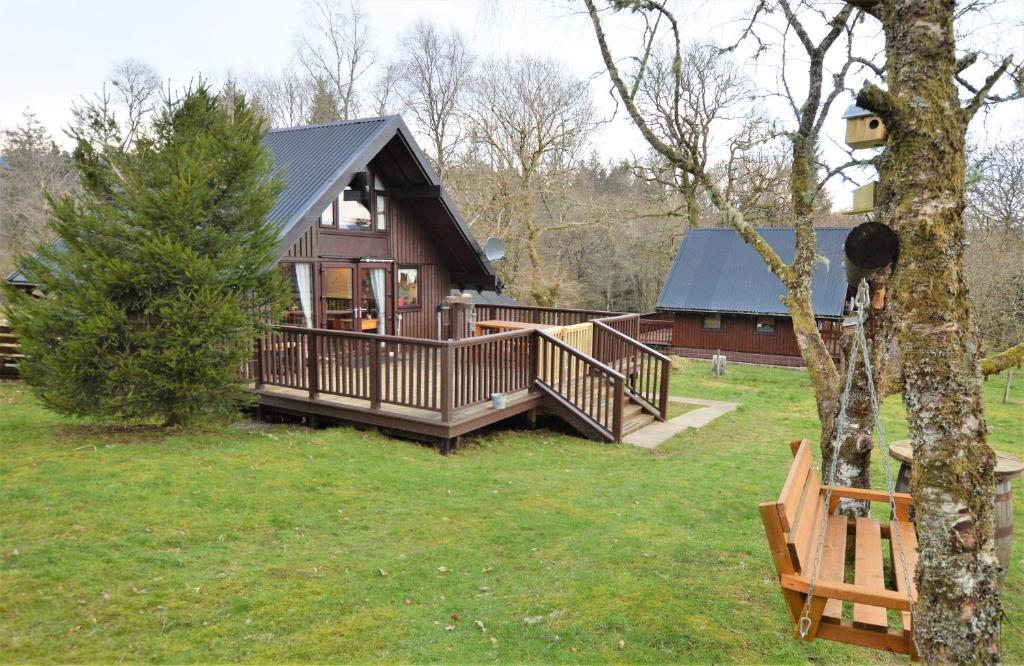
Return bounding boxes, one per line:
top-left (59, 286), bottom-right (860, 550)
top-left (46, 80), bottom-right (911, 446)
top-left (612, 375), bottom-right (625, 442)
top-left (307, 330), bottom-right (319, 400)
top-left (254, 335), bottom-right (264, 389)
top-left (440, 343), bottom-right (453, 422)
top-left (658, 358), bottom-right (670, 420)
top-left (370, 340), bottom-right (382, 410)
top-left (529, 332), bottom-right (540, 386)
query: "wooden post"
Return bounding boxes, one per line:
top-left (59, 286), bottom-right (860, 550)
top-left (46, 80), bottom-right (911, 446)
top-left (255, 335), bottom-right (264, 389)
top-left (612, 375), bottom-right (624, 442)
top-left (530, 332), bottom-right (541, 386)
top-left (307, 330), bottom-right (319, 400)
top-left (658, 357), bottom-right (670, 420)
top-left (440, 344), bottom-right (453, 422)
top-left (1004, 371), bottom-right (1013, 404)
top-left (370, 340), bottom-right (382, 410)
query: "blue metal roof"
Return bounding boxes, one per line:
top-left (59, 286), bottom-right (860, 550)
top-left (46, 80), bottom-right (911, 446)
top-left (0, 155), bottom-right (11, 170)
top-left (655, 227), bottom-right (851, 318)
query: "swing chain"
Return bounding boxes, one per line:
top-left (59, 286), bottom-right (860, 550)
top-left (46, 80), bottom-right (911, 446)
top-left (797, 281), bottom-right (867, 638)
top-left (796, 280), bottom-right (916, 647)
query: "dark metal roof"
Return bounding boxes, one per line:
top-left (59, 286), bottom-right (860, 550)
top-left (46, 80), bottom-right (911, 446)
top-left (655, 227), bottom-right (851, 318)
top-left (450, 287), bottom-right (518, 306)
top-left (5, 238), bottom-right (65, 287)
top-left (262, 115), bottom-right (494, 280)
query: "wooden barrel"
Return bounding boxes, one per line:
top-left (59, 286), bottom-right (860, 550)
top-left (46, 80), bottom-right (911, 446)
top-left (891, 440), bottom-right (1024, 588)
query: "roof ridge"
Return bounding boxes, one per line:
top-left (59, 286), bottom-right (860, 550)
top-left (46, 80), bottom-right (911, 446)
top-left (267, 115), bottom-right (396, 134)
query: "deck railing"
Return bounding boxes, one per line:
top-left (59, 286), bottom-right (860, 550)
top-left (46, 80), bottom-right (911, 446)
top-left (449, 330), bottom-right (534, 415)
top-left (474, 304), bottom-right (630, 327)
top-left (593, 320), bottom-right (671, 419)
top-left (637, 313), bottom-right (673, 346)
top-left (535, 329), bottom-right (626, 441)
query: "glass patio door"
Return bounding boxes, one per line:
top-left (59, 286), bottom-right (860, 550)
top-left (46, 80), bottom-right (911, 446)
top-left (320, 262), bottom-right (392, 334)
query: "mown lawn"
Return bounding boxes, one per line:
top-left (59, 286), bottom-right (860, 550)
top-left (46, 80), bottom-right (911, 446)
top-left (1, 361), bottom-right (1021, 663)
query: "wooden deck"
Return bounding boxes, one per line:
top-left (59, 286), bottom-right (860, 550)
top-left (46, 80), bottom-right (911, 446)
top-left (247, 308), bottom-right (671, 451)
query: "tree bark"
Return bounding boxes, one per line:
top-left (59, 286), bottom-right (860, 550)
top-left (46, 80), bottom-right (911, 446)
top-left (857, 0), bottom-right (1001, 660)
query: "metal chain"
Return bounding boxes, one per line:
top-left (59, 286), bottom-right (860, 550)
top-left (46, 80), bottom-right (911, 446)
top-left (796, 279), bottom-right (917, 651)
top-left (856, 312), bottom-right (919, 651)
top-left (797, 281), bottom-right (868, 638)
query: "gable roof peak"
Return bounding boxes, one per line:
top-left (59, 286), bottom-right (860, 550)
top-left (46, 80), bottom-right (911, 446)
top-left (266, 115), bottom-right (397, 135)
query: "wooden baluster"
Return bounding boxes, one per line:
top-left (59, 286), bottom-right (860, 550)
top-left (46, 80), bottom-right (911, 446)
top-left (371, 340), bottom-right (382, 410)
top-left (308, 330), bottom-right (319, 400)
top-left (255, 335), bottom-right (265, 389)
top-left (612, 375), bottom-right (624, 441)
top-left (441, 344), bottom-right (453, 421)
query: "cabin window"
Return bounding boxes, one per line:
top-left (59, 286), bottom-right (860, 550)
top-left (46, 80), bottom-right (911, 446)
top-left (374, 175), bottom-right (388, 231)
top-left (280, 262), bottom-right (314, 327)
top-left (397, 266), bottom-right (419, 310)
top-left (318, 200), bottom-right (336, 228)
top-left (702, 314), bottom-right (722, 331)
top-left (339, 187), bottom-right (372, 230)
top-left (755, 316), bottom-right (777, 335)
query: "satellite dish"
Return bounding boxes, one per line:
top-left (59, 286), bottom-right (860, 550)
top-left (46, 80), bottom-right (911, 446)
top-left (484, 236), bottom-right (506, 262)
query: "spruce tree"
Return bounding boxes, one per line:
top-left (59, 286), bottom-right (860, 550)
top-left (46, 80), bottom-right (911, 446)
top-left (3, 85), bottom-right (288, 426)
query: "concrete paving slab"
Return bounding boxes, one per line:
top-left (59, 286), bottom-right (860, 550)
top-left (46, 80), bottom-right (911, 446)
top-left (625, 395), bottom-right (739, 448)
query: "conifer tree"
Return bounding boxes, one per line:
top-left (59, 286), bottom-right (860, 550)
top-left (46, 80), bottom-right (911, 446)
top-left (3, 85), bottom-right (288, 426)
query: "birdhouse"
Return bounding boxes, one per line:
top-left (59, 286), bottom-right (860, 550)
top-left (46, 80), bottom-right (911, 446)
top-left (844, 181), bottom-right (878, 215)
top-left (842, 104), bottom-right (886, 149)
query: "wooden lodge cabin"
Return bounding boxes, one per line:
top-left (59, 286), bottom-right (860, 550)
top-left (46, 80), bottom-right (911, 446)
top-left (8, 116), bottom-right (671, 449)
top-left (641, 228), bottom-right (850, 367)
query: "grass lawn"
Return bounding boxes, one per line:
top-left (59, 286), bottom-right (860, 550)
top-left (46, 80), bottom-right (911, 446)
top-left (664, 401), bottom-right (703, 421)
top-left (1, 361), bottom-right (1021, 663)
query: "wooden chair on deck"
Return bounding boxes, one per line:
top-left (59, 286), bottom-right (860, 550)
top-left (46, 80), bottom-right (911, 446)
top-left (759, 439), bottom-right (919, 659)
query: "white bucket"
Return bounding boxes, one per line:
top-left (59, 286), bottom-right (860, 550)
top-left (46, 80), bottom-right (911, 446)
top-left (491, 393), bottom-right (507, 409)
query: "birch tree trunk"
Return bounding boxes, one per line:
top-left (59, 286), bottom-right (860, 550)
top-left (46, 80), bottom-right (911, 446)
top-left (857, 0), bottom-right (1001, 660)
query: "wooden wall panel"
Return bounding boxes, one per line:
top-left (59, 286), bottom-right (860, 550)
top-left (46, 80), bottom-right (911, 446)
top-left (669, 312), bottom-right (804, 357)
top-left (286, 226), bottom-right (316, 258)
top-left (391, 198), bottom-right (451, 339)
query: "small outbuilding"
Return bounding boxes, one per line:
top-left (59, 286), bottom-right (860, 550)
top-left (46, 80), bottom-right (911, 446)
top-left (651, 227), bottom-right (852, 367)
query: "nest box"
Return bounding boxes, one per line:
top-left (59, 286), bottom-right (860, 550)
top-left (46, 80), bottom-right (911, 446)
top-left (844, 181), bottom-right (878, 215)
top-left (842, 104), bottom-right (886, 149)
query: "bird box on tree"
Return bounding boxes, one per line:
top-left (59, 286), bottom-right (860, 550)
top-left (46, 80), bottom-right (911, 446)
top-left (845, 181), bottom-right (878, 215)
top-left (842, 104), bottom-right (886, 149)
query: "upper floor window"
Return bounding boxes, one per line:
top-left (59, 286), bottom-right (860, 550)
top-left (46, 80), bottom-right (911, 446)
top-left (374, 175), bottom-right (387, 231)
top-left (339, 187), bottom-right (372, 230)
top-left (703, 314), bottom-right (722, 331)
top-left (318, 200), bottom-right (335, 227)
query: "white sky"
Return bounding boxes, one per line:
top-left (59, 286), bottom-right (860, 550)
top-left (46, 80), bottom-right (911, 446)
top-left (1, 0), bottom-right (1021, 207)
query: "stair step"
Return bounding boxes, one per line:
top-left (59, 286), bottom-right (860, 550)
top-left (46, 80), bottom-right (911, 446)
top-left (622, 413), bottom-right (656, 435)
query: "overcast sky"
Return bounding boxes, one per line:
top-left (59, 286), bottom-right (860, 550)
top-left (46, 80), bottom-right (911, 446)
top-left (2, 0), bottom-right (1021, 207)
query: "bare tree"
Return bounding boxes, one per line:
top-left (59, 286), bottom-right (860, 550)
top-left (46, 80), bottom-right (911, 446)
top-left (244, 67), bottom-right (312, 128)
top-left (585, 0), bottom-right (876, 488)
top-left (463, 56), bottom-right (595, 305)
top-left (391, 20), bottom-right (475, 177)
top-left (850, 0), bottom-right (1024, 658)
top-left (109, 59), bottom-right (161, 146)
top-left (298, 0), bottom-right (374, 120)
top-left (0, 111), bottom-right (76, 280)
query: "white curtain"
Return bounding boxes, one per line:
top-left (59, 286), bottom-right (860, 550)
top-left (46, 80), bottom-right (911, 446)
top-left (295, 263), bottom-right (313, 328)
top-left (369, 268), bottom-right (386, 334)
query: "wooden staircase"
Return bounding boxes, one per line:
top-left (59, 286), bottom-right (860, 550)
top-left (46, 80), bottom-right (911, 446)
top-left (534, 326), bottom-right (669, 443)
top-left (0, 324), bottom-right (22, 379)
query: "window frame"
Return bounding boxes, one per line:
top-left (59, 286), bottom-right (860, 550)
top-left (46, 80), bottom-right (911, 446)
top-left (754, 316), bottom-right (777, 335)
top-left (318, 199), bottom-right (337, 228)
top-left (702, 313), bottom-right (723, 332)
top-left (396, 265), bottom-right (421, 311)
top-left (319, 170), bottom-right (389, 236)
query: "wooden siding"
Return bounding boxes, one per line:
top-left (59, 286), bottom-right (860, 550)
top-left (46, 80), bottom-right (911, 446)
top-left (286, 226), bottom-right (316, 258)
top-left (666, 312), bottom-right (840, 359)
top-left (392, 197), bottom-right (451, 339)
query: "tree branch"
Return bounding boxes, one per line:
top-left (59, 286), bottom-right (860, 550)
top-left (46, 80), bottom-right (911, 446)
top-left (981, 342), bottom-right (1024, 377)
top-left (962, 55), bottom-right (1012, 122)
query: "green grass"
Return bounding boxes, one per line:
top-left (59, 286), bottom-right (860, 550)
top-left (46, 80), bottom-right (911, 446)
top-left (664, 401), bottom-right (702, 421)
top-left (1, 362), bottom-right (1021, 663)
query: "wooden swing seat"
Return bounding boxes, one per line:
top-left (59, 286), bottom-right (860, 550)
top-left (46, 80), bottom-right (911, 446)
top-left (760, 440), bottom-right (920, 659)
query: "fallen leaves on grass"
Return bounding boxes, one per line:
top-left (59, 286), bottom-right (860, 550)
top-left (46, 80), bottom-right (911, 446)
top-left (617, 639), bottom-right (625, 651)
top-left (474, 620), bottom-right (485, 632)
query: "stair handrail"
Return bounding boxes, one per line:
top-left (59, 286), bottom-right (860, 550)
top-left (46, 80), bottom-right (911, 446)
top-left (592, 319), bottom-right (672, 420)
top-left (534, 328), bottom-right (627, 441)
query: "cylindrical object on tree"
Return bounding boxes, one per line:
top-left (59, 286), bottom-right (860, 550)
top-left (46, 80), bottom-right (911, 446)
top-left (843, 221), bottom-right (899, 284)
